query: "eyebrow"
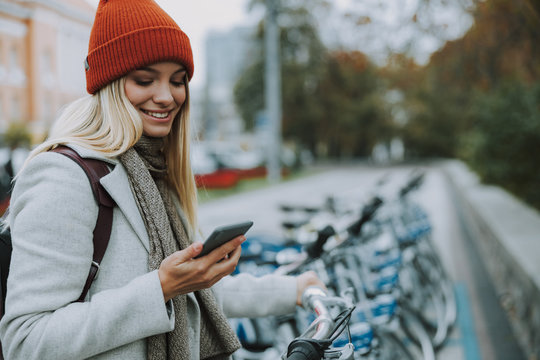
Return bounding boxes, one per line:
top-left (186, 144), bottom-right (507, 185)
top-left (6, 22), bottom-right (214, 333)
top-left (137, 66), bottom-right (186, 75)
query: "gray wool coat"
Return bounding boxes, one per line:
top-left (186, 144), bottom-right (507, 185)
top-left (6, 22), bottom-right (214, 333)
top-left (0, 145), bottom-right (297, 360)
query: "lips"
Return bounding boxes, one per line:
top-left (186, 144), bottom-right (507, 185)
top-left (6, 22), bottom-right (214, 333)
top-left (142, 109), bottom-right (170, 119)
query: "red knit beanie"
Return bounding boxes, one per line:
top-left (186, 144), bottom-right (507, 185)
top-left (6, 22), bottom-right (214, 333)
top-left (85, 0), bottom-right (194, 94)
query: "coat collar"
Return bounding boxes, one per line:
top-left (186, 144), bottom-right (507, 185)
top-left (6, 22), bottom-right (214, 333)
top-left (67, 144), bottom-right (118, 166)
top-left (67, 144), bottom-right (150, 252)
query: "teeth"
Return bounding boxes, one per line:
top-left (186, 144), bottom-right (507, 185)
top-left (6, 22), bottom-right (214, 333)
top-left (145, 111), bottom-right (169, 118)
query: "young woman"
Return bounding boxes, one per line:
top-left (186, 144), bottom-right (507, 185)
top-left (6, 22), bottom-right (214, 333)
top-left (0, 0), bottom-right (324, 359)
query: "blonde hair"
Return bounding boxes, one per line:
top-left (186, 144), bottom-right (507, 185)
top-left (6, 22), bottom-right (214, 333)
top-left (25, 75), bottom-right (198, 230)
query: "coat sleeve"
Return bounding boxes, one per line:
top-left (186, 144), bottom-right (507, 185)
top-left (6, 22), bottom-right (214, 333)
top-left (0, 152), bottom-right (174, 360)
top-left (215, 273), bottom-right (298, 318)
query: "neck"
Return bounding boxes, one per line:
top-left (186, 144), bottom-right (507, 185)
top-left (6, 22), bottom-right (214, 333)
top-left (133, 135), bottom-right (166, 178)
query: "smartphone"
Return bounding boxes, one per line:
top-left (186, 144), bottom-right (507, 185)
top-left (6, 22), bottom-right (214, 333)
top-left (195, 220), bottom-right (254, 258)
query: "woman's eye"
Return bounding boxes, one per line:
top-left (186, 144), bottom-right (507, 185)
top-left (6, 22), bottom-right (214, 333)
top-left (135, 79), bottom-right (153, 86)
top-left (171, 80), bottom-right (185, 87)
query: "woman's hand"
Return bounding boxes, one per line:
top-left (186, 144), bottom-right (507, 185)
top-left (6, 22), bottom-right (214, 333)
top-left (158, 235), bottom-right (246, 302)
top-left (295, 271), bottom-right (327, 306)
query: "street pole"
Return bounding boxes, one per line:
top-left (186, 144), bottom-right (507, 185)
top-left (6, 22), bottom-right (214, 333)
top-left (265, 0), bottom-right (282, 183)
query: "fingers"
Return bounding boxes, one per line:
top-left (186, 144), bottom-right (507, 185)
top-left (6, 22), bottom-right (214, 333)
top-left (190, 242), bottom-right (204, 258)
top-left (211, 241), bottom-right (242, 273)
top-left (162, 242), bottom-right (203, 266)
top-left (196, 236), bottom-right (244, 286)
top-left (158, 237), bottom-right (245, 302)
top-left (296, 271), bottom-right (327, 306)
top-left (203, 235), bottom-right (246, 264)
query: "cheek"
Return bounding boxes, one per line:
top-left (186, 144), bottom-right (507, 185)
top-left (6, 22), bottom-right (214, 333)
top-left (173, 88), bottom-right (187, 105)
top-left (124, 89), bottom-right (136, 107)
top-left (124, 82), bottom-right (145, 107)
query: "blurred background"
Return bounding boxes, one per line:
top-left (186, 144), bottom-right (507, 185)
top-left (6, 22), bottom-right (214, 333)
top-left (0, 1), bottom-right (539, 358)
top-left (0, 0), bottom-right (538, 206)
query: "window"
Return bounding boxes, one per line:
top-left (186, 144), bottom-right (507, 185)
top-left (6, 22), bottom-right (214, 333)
top-left (9, 45), bottom-right (18, 68)
top-left (0, 39), bottom-right (6, 83)
top-left (42, 51), bottom-right (51, 71)
top-left (41, 50), bottom-right (55, 88)
top-left (11, 95), bottom-right (20, 121)
top-left (0, 96), bottom-right (4, 130)
top-left (7, 44), bottom-right (25, 87)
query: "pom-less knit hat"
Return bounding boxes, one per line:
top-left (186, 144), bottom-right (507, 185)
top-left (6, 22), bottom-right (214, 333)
top-left (85, 0), bottom-right (194, 94)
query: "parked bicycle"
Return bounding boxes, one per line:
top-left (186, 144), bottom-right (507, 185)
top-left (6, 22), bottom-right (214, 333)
top-left (229, 169), bottom-right (456, 360)
top-left (284, 286), bottom-right (355, 360)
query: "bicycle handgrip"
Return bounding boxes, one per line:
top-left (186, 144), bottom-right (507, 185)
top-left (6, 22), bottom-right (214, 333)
top-left (286, 339), bottom-right (323, 360)
top-left (347, 196), bottom-right (383, 236)
top-left (306, 225), bottom-right (335, 259)
top-left (399, 172), bottom-right (424, 197)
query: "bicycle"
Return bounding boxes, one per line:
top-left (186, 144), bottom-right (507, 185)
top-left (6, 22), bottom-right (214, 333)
top-left (284, 286), bottom-right (356, 360)
top-left (230, 169), bottom-right (456, 359)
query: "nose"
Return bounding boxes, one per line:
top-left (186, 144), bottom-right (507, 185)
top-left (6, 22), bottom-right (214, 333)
top-left (153, 83), bottom-right (174, 105)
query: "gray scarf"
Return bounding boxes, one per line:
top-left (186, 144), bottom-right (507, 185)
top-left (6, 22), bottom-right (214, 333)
top-left (119, 136), bottom-right (241, 360)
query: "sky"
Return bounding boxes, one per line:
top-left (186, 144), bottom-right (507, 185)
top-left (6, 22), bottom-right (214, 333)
top-left (84, 0), bottom-right (259, 90)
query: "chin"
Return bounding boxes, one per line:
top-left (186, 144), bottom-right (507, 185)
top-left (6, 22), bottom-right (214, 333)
top-left (143, 128), bottom-right (172, 138)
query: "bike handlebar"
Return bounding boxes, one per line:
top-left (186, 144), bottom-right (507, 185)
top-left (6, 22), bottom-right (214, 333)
top-left (285, 287), bottom-right (354, 360)
top-left (399, 171), bottom-right (425, 198)
top-left (301, 288), bottom-right (333, 341)
top-left (347, 196), bottom-right (383, 236)
top-left (286, 339), bottom-right (324, 360)
top-left (305, 225), bottom-right (336, 259)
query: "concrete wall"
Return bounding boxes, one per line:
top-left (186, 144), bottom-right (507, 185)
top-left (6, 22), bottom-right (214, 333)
top-left (443, 160), bottom-right (540, 360)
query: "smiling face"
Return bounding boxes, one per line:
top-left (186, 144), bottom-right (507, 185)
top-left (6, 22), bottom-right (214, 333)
top-left (124, 62), bottom-right (187, 138)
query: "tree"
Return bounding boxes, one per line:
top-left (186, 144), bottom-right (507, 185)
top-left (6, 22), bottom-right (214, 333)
top-left (235, 1), bottom-right (391, 158)
top-left (2, 122), bottom-right (32, 150)
top-left (390, 0), bottom-right (540, 159)
top-left (406, 0), bottom-right (540, 210)
top-left (315, 51), bottom-right (393, 157)
top-left (464, 81), bottom-right (540, 208)
top-left (234, 0), bottom-right (331, 155)
top-left (428, 0), bottom-right (539, 90)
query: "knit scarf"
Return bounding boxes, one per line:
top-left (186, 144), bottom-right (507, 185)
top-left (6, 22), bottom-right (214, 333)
top-left (118, 136), bottom-right (241, 360)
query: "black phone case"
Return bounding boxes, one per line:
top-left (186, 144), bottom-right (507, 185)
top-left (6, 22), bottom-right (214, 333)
top-left (195, 220), bottom-right (253, 258)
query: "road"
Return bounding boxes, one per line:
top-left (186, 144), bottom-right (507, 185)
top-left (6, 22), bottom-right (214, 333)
top-left (198, 163), bottom-right (525, 359)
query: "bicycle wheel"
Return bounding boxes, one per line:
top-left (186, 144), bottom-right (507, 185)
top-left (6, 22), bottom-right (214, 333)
top-left (417, 242), bottom-right (458, 332)
top-left (410, 247), bottom-right (456, 348)
top-left (397, 307), bottom-right (436, 360)
top-left (371, 328), bottom-right (415, 360)
top-left (398, 259), bottom-right (448, 348)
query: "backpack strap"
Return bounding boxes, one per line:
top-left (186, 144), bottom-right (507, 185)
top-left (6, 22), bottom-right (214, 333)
top-left (0, 222), bottom-right (11, 318)
top-left (50, 146), bottom-right (115, 302)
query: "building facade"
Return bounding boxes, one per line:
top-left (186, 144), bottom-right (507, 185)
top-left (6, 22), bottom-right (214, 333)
top-left (203, 26), bottom-right (256, 141)
top-left (0, 0), bottom-right (94, 140)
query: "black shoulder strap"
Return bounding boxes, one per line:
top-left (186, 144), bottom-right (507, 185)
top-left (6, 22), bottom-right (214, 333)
top-left (50, 146), bottom-right (115, 302)
top-left (0, 222), bottom-right (11, 318)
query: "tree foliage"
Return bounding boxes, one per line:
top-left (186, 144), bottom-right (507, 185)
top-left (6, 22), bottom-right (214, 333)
top-left (429, 0), bottom-right (539, 90)
top-left (315, 51), bottom-right (393, 157)
top-left (235, 0), bottom-right (540, 209)
top-left (2, 122), bottom-right (32, 149)
top-left (235, 1), bottom-right (327, 134)
top-left (402, 0), bottom-right (540, 207)
top-left (463, 81), bottom-right (540, 208)
top-left (235, 1), bottom-right (391, 158)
